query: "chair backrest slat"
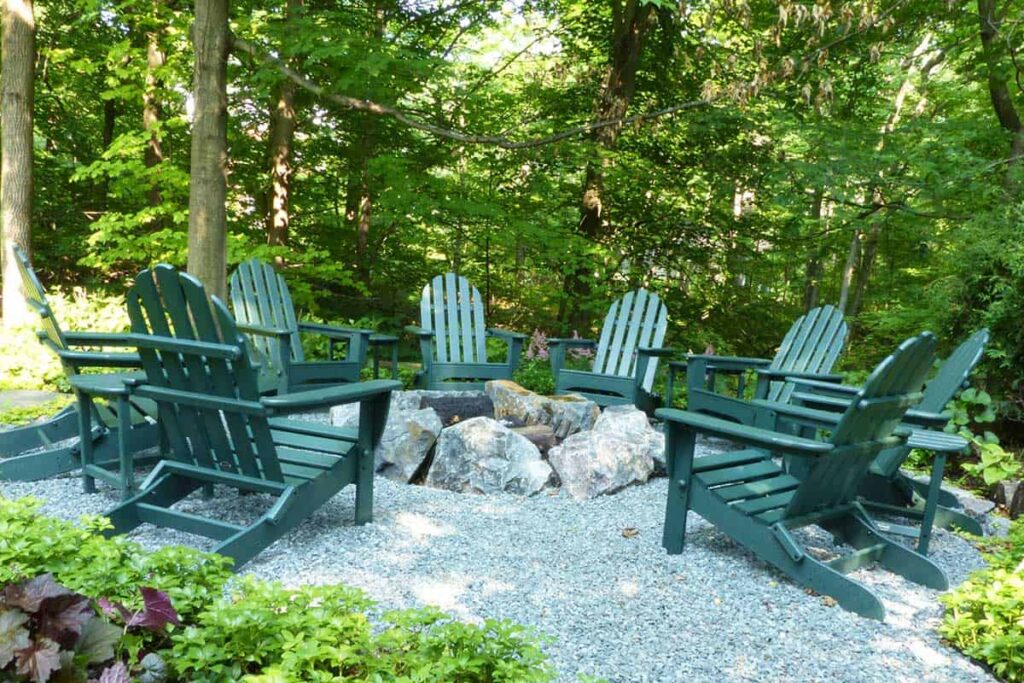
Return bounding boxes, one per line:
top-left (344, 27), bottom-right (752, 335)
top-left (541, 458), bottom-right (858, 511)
top-left (591, 289), bottom-right (668, 391)
top-left (784, 333), bottom-right (936, 518)
top-left (229, 259), bottom-right (305, 366)
top-left (767, 305), bottom-right (847, 402)
top-left (420, 273), bottom-right (488, 364)
top-left (131, 266), bottom-right (284, 482)
top-left (13, 246), bottom-right (72, 369)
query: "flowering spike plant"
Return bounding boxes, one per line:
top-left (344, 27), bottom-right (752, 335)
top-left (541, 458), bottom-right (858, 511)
top-left (526, 329), bottom-right (549, 360)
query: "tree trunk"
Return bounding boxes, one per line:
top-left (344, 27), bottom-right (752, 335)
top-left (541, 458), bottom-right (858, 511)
top-left (849, 223), bottom-right (882, 317)
top-left (144, 26), bottom-right (166, 209)
top-left (837, 229), bottom-right (861, 313)
top-left (566, 0), bottom-right (660, 327)
top-left (802, 189), bottom-right (825, 312)
top-left (266, 0), bottom-right (302, 251)
top-left (186, 0), bottom-right (230, 300)
top-left (1, 0), bottom-right (35, 327)
top-left (977, 0), bottom-right (1024, 191)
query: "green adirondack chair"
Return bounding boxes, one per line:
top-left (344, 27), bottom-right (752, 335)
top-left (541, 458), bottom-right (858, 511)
top-left (407, 273), bottom-right (526, 390)
top-left (549, 289), bottom-right (672, 415)
top-left (657, 332), bottom-right (947, 620)
top-left (0, 246), bottom-right (161, 493)
top-left (229, 258), bottom-right (372, 394)
top-left (104, 264), bottom-right (400, 567)
top-left (784, 329), bottom-right (990, 545)
top-left (673, 305), bottom-right (847, 422)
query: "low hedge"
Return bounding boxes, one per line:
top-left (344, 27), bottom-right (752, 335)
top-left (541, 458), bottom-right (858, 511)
top-left (0, 496), bottom-right (555, 682)
top-left (940, 518), bottom-right (1024, 682)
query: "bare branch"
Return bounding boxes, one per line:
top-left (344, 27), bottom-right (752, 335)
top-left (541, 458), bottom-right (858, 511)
top-left (231, 36), bottom-right (713, 150)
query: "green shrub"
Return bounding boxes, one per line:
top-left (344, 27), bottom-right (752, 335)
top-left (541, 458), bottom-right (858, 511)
top-left (514, 359), bottom-right (556, 395)
top-left (0, 396), bottom-right (74, 426)
top-left (0, 496), bottom-right (556, 682)
top-left (0, 288), bottom-right (130, 392)
top-left (940, 519), bottom-right (1024, 682)
top-left (172, 579), bottom-right (553, 682)
top-left (0, 497), bottom-right (232, 624)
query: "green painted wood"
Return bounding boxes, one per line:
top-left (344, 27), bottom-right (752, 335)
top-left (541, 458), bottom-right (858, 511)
top-left (414, 273), bottom-right (524, 390)
top-left (230, 259), bottom-right (368, 393)
top-left (656, 333), bottom-right (948, 620)
top-left (0, 247), bottom-right (161, 490)
top-left (108, 265), bottom-right (398, 567)
top-left (552, 289), bottom-right (668, 415)
top-left (686, 305), bottom-right (847, 421)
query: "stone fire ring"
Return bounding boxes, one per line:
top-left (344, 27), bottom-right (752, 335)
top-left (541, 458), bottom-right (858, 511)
top-left (329, 380), bottom-right (665, 501)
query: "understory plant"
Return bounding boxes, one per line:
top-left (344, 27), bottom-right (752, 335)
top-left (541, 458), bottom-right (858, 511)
top-left (941, 519), bottom-right (1024, 681)
top-left (905, 388), bottom-right (1023, 487)
top-left (0, 496), bottom-right (556, 682)
top-left (0, 289), bottom-right (130, 393)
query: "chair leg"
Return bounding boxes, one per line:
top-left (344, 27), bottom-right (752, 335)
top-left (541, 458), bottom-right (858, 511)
top-left (688, 484), bottom-right (887, 619)
top-left (0, 406), bottom-right (78, 457)
top-left (917, 452), bottom-right (946, 554)
top-left (826, 507), bottom-right (948, 591)
top-left (116, 395), bottom-right (134, 500)
top-left (354, 445), bottom-right (375, 525)
top-left (662, 423), bottom-right (696, 554)
top-left (77, 393), bottom-right (97, 494)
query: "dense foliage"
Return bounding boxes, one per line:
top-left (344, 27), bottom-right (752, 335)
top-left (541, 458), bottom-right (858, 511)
top-left (0, 496), bottom-right (556, 682)
top-left (941, 519), bottom-right (1024, 682)
top-left (6, 0), bottom-right (1024, 454)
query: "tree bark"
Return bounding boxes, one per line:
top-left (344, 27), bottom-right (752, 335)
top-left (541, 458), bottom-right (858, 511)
top-left (977, 0), bottom-right (1024, 190)
top-left (849, 223), bottom-right (882, 317)
top-left (579, 1), bottom-right (658, 240)
top-left (837, 229), bottom-right (860, 313)
top-left (144, 26), bottom-right (166, 209)
top-left (803, 189), bottom-right (825, 312)
top-left (266, 0), bottom-right (302, 251)
top-left (566, 0), bottom-right (660, 326)
top-left (1, 0), bottom-right (35, 327)
top-left (186, 0), bottom-right (230, 300)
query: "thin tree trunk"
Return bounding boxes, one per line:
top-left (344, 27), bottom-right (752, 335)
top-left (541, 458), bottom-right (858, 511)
top-left (1, 0), bottom-right (35, 327)
top-left (566, 0), bottom-right (660, 327)
top-left (144, 27), bottom-right (166, 209)
top-left (849, 223), bottom-right (882, 317)
top-left (803, 189), bottom-right (825, 312)
top-left (186, 0), bottom-right (230, 300)
top-left (978, 0), bottom-right (1024, 191)
top-left (266, 0), bottom-right (302, 251)
top-left (837, 229), bottom-right (861, 313)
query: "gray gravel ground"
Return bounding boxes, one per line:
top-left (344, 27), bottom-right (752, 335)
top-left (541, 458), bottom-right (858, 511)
top-left (0, 438), bottom-right (996, 683)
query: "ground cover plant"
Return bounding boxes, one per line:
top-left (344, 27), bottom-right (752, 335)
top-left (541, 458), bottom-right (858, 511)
top-left (941, 518), bottom-right (1024, 682)
top-left (0, 497), bottom-right (556, 682)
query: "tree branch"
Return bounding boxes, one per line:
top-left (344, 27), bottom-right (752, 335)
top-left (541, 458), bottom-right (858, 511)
top-left (230, 36), bottom-right (713, 150)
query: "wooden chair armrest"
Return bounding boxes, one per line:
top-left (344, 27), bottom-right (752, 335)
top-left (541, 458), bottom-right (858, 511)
top-left (655, 407), bottom-right (833, 456)
top-left (787, 377), bottom-right (860, 395)
top-left (683, 354), bottom-right (773, 373)
top-left (236, 321), bottom-right (293, 339)
top-left (405, 325), bottom-right (433, 338)
top-left (637, 346), bottom-right (676, 357)
top-left (755, 368), bottom-right (844, 382)
top-left (487, 328), bottom-right (528, 341)
top-left (261, 379), bottom-right (402, 412)
top-left (55, 349), bottom-right (142, 368)
top-left (548, 338), bottom-right (597, 347)
top-left (298, 321), bottom-right (372, 340)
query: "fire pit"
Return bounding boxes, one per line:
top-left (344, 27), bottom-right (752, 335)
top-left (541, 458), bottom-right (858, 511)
top-left (331, 381), bottom-right (665, 500)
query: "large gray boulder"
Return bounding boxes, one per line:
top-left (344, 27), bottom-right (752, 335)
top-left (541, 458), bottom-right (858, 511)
top-left (331, 396), bottom-right (442, 483)
top-left (548, 405), bottom-right (658, 500)
top-left (485, 380), bottom-right (599, 438)
top-left (425, 416), bottom-right (553, 496)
